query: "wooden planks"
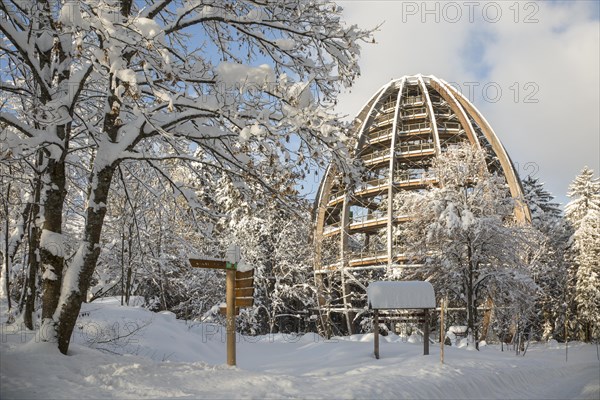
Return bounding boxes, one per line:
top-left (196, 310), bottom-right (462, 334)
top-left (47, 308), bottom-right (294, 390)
top-left (235, 269), bottom-right (254, 308)
top-left (219, 269), bottom-right (255, 314)
top-left (235, 270), bottom-right (254, 290)
top-left (235, 297), bottom-right (254, 307)
top-left (235, 288), bottom-right (254, 297)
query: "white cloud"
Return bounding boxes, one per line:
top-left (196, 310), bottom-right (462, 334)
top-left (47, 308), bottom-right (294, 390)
top-left (335, 1), bottom-right (599, 206)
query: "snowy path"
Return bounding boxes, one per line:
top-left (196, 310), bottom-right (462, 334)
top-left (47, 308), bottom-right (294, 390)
top-left (3, 335), bottom-right (598, 399)
top-left (2, 300), bottom-right (599, 399)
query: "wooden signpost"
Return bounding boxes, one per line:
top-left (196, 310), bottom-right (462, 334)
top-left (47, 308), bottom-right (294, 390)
top-left (190, 255), bottom-right (254, 366)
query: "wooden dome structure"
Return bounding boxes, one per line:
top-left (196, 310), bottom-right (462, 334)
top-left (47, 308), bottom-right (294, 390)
top-left (313, 75), bottom-right (531, 334)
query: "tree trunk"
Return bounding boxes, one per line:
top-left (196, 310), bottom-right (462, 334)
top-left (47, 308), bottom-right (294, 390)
top-left (3, 173), bottom-right (37, 324)
top-left (54, 164), bottom-right (116, 354)
top-left (124, 224), bottom-right (133, 306)
top-left (36, 4), bottom-right (72, 333)
top-left (24, 182), bottom-right (41, 330)
top-left (465, 241), bottom-right (481, 350)
top-left (120, 229), bottom-right (125, 306)
top-left (40, 157), bottom-right (67, 334)
top-left (466, 262), bottom-right (474, 337)
top-left (3, 176), bottom-right (13, 311)
top-left (125, 262), bottom-right (133, 305)
top-left (155, 220), bottom-right (169, 311)
top-left (3, 194), bottom-right (12, 312)
top-left (466, 284), bottom-right (474, 341)
top-left (479, 296), bottom-right (494, 342)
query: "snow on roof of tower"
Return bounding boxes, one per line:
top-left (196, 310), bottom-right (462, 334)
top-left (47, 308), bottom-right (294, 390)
top-left (367, 281), bottom-right (436, 309)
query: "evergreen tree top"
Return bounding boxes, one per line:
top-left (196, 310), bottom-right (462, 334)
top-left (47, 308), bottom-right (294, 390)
top-left (522, 176), bottom-right (562, 223)
top-left (566, 167), bottom-right (600, 227)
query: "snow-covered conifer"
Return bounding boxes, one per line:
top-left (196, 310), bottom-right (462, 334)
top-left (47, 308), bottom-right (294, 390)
top-left (566, 167), bottom-right (600, 229)
top-left (522, 176), bottom-right (570, 340)
top-left (523, 176), bottom-right (562, 229)
top-left (566, 167), bottom-right (600, 341)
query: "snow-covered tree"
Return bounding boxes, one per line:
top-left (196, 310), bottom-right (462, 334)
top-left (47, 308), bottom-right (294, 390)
top-left (523, 176), bottom-right (562, 229)
top-left (572, 212), bottom-right (600, 341)
top-left (522, 176), bottom-right (571, 340)
top-left (566, 167), bottom-right (600, 229)
top-left (565, 167), bottom-right (600, 341)
top-left (227, 201), bottom-right (315, 335)
top-left (1, 1), bottom-right (371, 354)
top-left (393, 143), bottom-right (537, 346)
top-left (0, 149), bottom-right (42, 328)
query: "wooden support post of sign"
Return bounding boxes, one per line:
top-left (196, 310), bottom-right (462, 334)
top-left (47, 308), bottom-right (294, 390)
top-left (226, 262), bottom-right (236, 366)
top-left (440, 297), bottom-right (445, 364)
top-left (373, 309), bottom-right (379, 359)
top-left (423, 308), bottom-right (430, 356)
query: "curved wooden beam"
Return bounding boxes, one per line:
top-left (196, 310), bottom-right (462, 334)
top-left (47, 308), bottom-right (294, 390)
top-left (441, 79), bottom-right (531, 223)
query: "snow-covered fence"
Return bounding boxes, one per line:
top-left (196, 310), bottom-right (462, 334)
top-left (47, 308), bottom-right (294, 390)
top-left (367, 281), bottom-right (436, 359)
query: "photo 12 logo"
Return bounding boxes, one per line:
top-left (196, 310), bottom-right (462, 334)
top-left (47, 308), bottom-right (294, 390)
top-left (401, 2), bottom-right (540, 24)
top-left (446, 81), bottom-right (540, 104)
top-left (513, 161), bottom-right (540, 179)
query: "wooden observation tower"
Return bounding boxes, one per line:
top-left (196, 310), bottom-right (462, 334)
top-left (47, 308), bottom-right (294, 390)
top-left (313, 75), bottom-right (531, 335)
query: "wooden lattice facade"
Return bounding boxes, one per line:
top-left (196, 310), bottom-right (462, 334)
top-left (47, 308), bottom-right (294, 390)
top-left (313, 75), bottom-right (531, 334)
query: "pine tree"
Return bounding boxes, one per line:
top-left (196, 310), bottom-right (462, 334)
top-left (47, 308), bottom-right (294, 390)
top-left (566, 167), bottom-right (600, 229)
top-left (522, 176), bottom-right (562, 229)
top-left (522, 176), bottom-right (570, 340)
top-left (573, 211), bottom-right (600, 340)
top-left (565, 167), bottom-right (600, 341)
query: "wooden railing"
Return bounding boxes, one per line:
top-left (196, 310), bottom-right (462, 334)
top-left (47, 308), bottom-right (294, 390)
top-left (396, 142), bottom-right (435, 154)
top-left (401, 107), bottom-right (427, 119)
top-left (395, 172), bottom-right (435, 183)
top-left (367, 128), bottom-right (393, 142)
top-left (399, 122), bottom-right (431, 134)
top-left (437, 122), bottom-right (461, 133)
top-left (361, 149), bottom-right (391, 164)
top-left (349, 213), bottom-right (387, 226)
top-left (381, 101), bottom-right (396, 112)
top-left (372, 114), bottom-right (394, 128)
top-left (355, 178), bottom-right (388, 193)
top-left (402, 96), bottom-right (424, 106)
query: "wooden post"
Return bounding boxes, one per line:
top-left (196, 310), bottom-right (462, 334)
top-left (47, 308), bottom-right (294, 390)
top-left (565, 315), bottom-right (568, 363)
top-left (440, 298), bottom-right (445, 364)
top-left (423, 308), bottom-right (429, 356)
top-left (373, 309), bottom-right (379, 359)
top-left (226, 262), bottom-right (236, 366)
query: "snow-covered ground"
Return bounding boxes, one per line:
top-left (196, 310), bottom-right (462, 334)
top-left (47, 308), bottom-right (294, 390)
top-left (1, 298), bottom-right (598, 399)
